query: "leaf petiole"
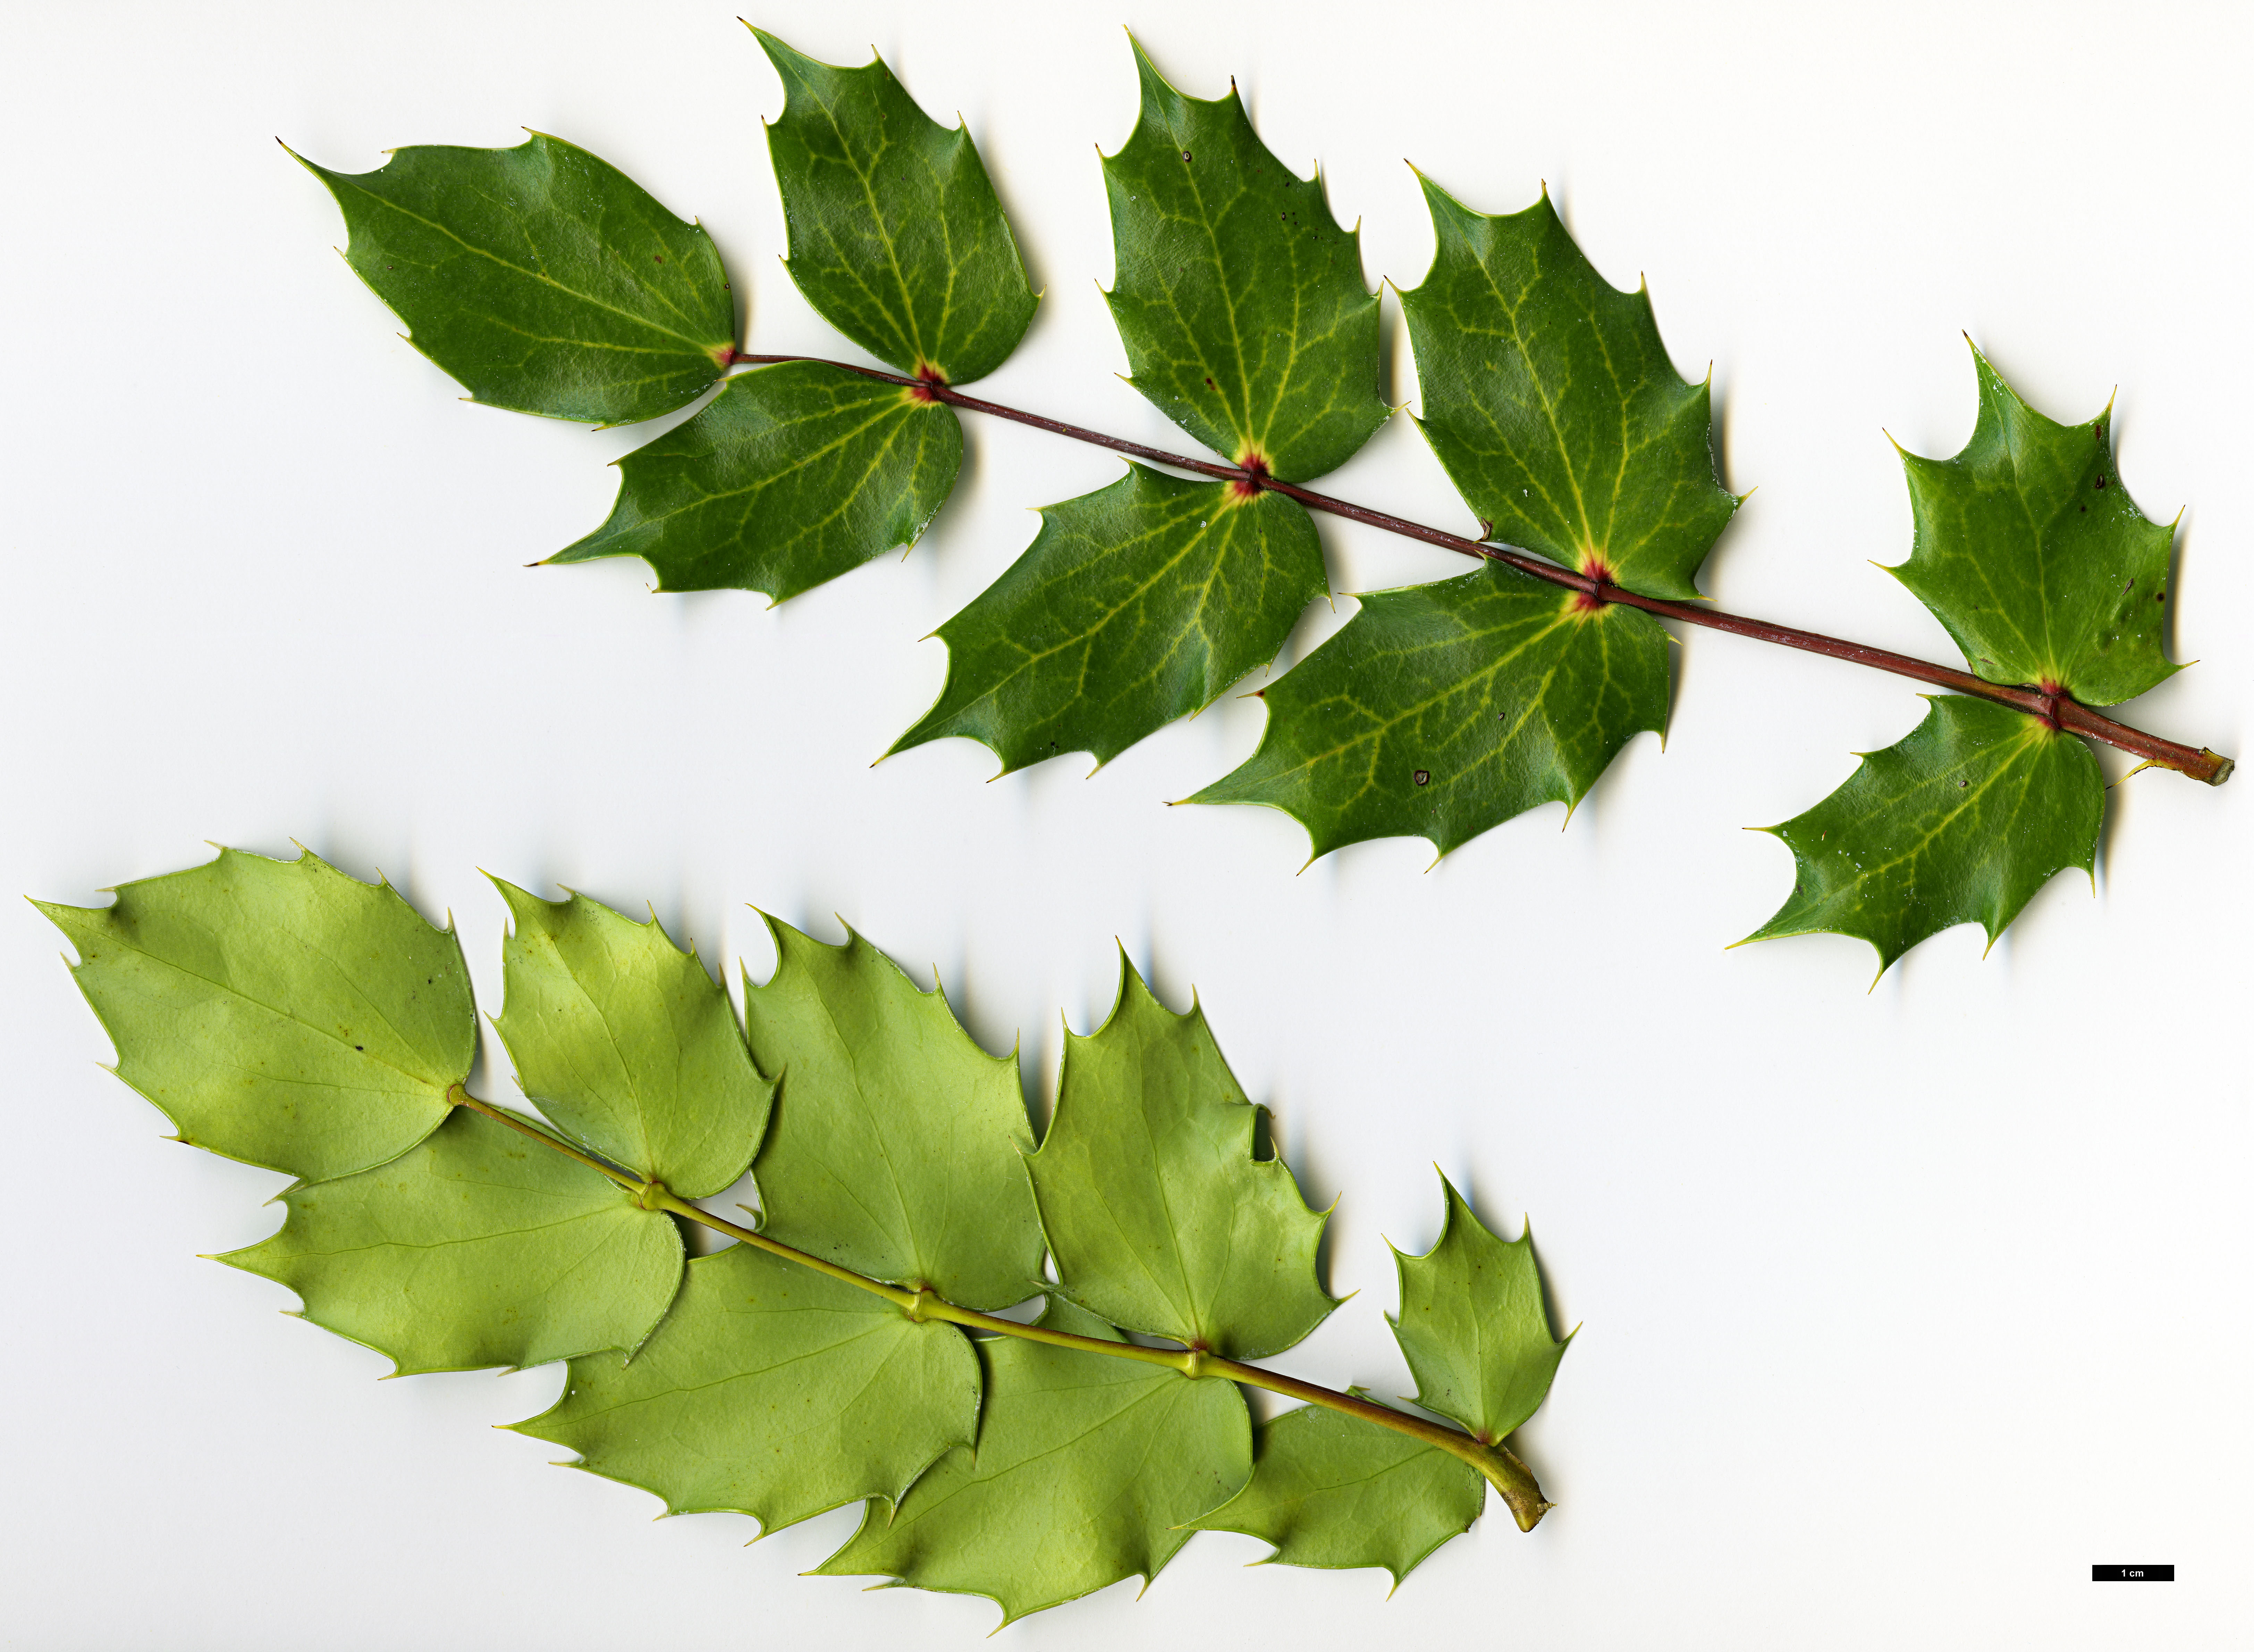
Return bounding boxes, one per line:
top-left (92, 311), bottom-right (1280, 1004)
top-left (729, 352), bottom-right (2231, 786)
top-left (453, 1081), bottom-right (1553, 1528)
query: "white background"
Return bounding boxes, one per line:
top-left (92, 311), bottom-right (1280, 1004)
top-left (3, 2), bottom-right (2247, 1645)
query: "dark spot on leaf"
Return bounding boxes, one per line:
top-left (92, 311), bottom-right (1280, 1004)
top-left (355, 1045), bottom-right (364, 1051)
top-left (1413, 769), bottom-right (1430, 786)
top-left (1181, 149), bottom-right (1192, 162)
top-left (1205, 376), bottom-right (1215, 388)
top-left (2095, 474), bottom-right (2108, 488)
top-left (654, 255), bottom-right (665, 264)
top-left (1957, 779), bottom-right (1968, 788)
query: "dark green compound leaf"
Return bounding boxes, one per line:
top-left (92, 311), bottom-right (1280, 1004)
top-left (1026, 958), bottom-right (1338, 1361)
top-left (1391, 1175), bottom-right (1570, 1445)
top-left (813, 1297), bottom-right (1252, 1626)
top-left (36, 846), bottom-right (473, 1184)
top-left (514, 1239), bottom-right (979, 1534)
top-left (547, 362), bottom-right (962, 598)
top-left (218, 1107), bottom-right (683, 1375)
top-left (1400, 177), bottom-right (1738, 601)
top-left (1192, 564), bottom-right (1669, 860)
top-left (1890, 346), bottom-right (2179, 706)
top-left (1103, 40), bottom-right (1387, 480)
top-left (754, 28), bottom-right (1035, 385)
top-left (290, 133), bottom-right (734, 426)
top-left (1185, 1392), bottom-right (1487, 1585)
top-left (490, 882), bottom-right (771, 1200)
top-left (743, 917), bottom-right (1042, 1313)
top-left (891, 465), bottom-right (1327, 774)
top-left (1741, 695), bottom-right (2103, 974)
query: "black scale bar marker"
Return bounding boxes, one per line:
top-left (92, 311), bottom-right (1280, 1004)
top-left (2092, 1564), bottom-right (2174, 1582)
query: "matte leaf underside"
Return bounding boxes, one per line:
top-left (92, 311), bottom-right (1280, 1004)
top-left (550, 362), bottom-right (963, 598)
top-left (517, 1240), bottom-right (980, 1532)
top-left (1186, 1395), bottom-right (1487, 1583)
top-left (220, 1106), bottom-right (683, 1375)
top-left (1391, 1177), bottom-right (1570, 1443)
top-left (491, 880), bottom-right (770, 1199)
top-left (45, 845), bottom-right (1567, 1625)
top-left (1193, 564), bottom-right (1670, 859)
top-left (755, 28), bottom-right (1036, 385)
top-left (1744, 695), bottom-right (2102, 971)
top-left (1103, 41), bottom-right (1386, 480)
top-left (741, 916), bottom-right (1043, 1312)
top-left (294, 133), bottom-right (734, 426)
top-left (1401, 177), bottom-right (1737, 601)
top-left (814, 1298), bottom-right (1252, 1624)
top-left (1026, 961), bottom-right (1338, 1360)
top-left (34, 846), bottom-right (472, 1183)
top-left (893, 465), bottom-right (1327, 773)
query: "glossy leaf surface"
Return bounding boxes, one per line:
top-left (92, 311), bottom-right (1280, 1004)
top-left (813, 1298), bottom-right (1251, 1625)
top-left (1891, 347), bottom-right (2178, 705)
top-left (1391, 1176), bottom-right (1569, 1444)
top-left (293, 133), bottom-right (733, 425)
top-left (220, 1108), bottom-right (682, 1375)
top-left (1401, 178), bottom-right (1736, 600)
top-left (892, 465), bottom-right (1327, 774)
top-left (1103, 42), bottom-right (1386, 480)
top-left (37, 847), bottom-right (471, 1183)
top-left (1187, 1394), bottom-right (1486, 1582)
top-left (515, 1240), bottom-right (978, 1533)
top-left (1742, 695), bottom-right (2103, 973)
top-left (743, 918), bottom-right (1042, 1311)
top-left (755, 29), bottom-right (1035, 384)
top-left (1027, 959), bottom-right (1337, 1359)
top-left (1193, 564), bottom-right (1669, 860)
top-left (491, 882), bottom-right (769, 1199)
top-left (549, 363), bottom-right (962, 598)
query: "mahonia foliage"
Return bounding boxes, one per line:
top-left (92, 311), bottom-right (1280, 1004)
top-left (1741, 348), bottom-right (2176, 975)
top-left (297, 27), bottom-right (2213, 974)
top-left (42, 846), bottom-right (1571, 1626)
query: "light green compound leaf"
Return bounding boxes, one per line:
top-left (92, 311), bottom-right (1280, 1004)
top-left (36, 846), bottom-right (472, 1184)
top-left (814, 1297), bottom-right (1251, 1626)
top-left (1890, 346), bottom-right (2178, 706)
top-left (547, 362), bottom-right (962, 598)
top-left (1742, 694), bottom-right (2103, 973)
top-left (514, 1239), bottom-right (977, 1533)
top-left (743, 918), bottom-right (1042, 1312)
top-left (1103, 40), bottom-right (1387, 481)
top-left (890, 465), bottom-right (1327, 774)
top-left (1390, 1175), bottom-right (1569, 1444)
top-left (1191, 563), bottom-right (1669, 860)
top-left (218, 1107), bottom-right (683, 1375)
top-left (1401, 177), bottom-right (1737, 601)
top-left (490, 881), bottom-right (771, 1200)
top-left (1185, 1392), bottom-right (1486, 1585)
top-left (1026, 958), bottom-right (1337, 1360)
top-left (754, 28), bottom-right (1035, 385)
top-left (291, 133), bottom-right (733, 427)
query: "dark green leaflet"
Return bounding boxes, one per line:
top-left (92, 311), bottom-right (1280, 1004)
top-left (891, 465), bottom-right (1326, 775)
top-left (1400, 177), bottom-right (1737, 602)
top-left (550, 363), bottom-right (963, 600)
top-left (756, 28), bottom-right (1036, 385)
top-left (1742, 695), bottom-right (2104, 973)
top-left (293, 133), bottom-right (734, 426)
top-left (1101, 41), bottom-right (1387, 480)
top-left (1891, 346), bottom-right (2178, 706)
top-left (1193, 564), bottom-right (1670, 860)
